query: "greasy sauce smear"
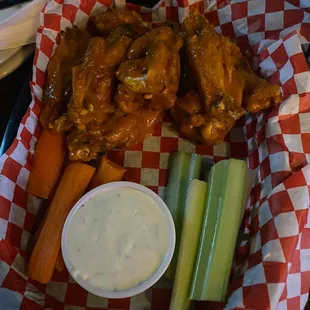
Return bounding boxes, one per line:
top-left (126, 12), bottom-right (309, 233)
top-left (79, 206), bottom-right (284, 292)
top-left (66, 188), bottom-right (170, 291)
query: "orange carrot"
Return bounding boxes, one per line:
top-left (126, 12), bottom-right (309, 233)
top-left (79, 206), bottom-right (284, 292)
top-left (28, 162), bottom-right (95, 284)
top-left (88, 156), bottom-right (126, 190)
top-left (27, 129), bottom-right (65, 200)
top-left (33, 211), bottom-right (65, 272)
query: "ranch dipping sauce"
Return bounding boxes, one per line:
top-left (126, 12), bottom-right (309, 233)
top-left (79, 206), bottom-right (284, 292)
top-left (64, 186), bottom-right (170, 292)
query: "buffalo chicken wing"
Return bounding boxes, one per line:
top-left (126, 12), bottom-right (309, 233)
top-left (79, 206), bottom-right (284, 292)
top-left (40, 28), bottom-right (91, 128)
top-left (116, 27), bottom-right (183, 110)
top-left (66, 35), bottom-right (133, 130)
top-left (67, 108), bottom-right (163, 161)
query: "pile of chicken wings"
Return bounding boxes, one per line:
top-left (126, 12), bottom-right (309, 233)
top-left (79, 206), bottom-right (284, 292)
top-left (40, 9), bottom-right (281, 162)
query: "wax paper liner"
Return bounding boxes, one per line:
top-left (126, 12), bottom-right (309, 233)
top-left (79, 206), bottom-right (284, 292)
top-left (1, 0), bottom-right (310, 309)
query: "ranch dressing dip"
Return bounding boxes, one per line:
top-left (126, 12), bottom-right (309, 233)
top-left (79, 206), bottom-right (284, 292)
top-left (65, 187), bottom-right (170, 291)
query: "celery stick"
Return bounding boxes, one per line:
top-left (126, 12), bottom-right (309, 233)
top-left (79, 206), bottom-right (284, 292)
top-left (165, 152), bottom-right (202, 280)
top-left (190, 159), bottom-right (249, 302)
top-left (169, 180), bottom-right (208, 310)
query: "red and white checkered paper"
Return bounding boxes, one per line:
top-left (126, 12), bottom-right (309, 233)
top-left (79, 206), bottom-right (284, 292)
top-left (1, 0), bottom-right (310, 309)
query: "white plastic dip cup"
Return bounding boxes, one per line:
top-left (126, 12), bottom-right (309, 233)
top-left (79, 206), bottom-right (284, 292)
top-left (61, 181), bottom-right (175, 299)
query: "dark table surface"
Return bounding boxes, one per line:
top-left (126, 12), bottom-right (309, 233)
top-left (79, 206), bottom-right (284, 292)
top-left (0, 54), bottom-right (33, 154)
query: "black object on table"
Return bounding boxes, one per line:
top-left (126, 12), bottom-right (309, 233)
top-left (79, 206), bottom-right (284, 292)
top-left (127, 0), bottom-right (160, 8)
top-left (0, 0), bottom-right (32, 9)
top-left (0, 54), bottom-right (34, 155)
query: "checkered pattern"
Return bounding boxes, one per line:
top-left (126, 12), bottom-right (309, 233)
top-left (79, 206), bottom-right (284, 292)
top-left (1, 0), bottom-right (310, 309)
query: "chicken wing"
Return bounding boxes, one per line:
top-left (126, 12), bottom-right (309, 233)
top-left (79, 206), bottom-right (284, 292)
top-left (103, 108), bottom-right (163, 149)
top-left (116, 26), bottom-right (183, 110)
top-left (40, 27), bottom-right (91, 128)
top-left (67, 108), bottom-right (163, 161)
top-left (239, 61), bottom-right (282, 113)
top-left (182, 11), bottom-right (281, 144)
top-left (65, 35), bottom-right (133, 130)
top-left (183, 11), bottom-right (244, 144)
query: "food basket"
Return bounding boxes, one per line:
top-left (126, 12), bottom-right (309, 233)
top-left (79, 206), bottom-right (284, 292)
top-left (1, 0), bottom-right (310, 309)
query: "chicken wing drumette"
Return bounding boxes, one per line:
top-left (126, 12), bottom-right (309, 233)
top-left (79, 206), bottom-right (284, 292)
top-left (116, 26), bottom-right (184, 111)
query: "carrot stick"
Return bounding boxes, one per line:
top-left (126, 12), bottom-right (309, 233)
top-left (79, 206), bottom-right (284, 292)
top-left (28, 162), bottom-right (95, 284)
top-left (27, 129), bottom-right (66, 200)
top-left (88, 156), bottom-right (126, 190)
top-left (33, 211), bottom-right (65, 272)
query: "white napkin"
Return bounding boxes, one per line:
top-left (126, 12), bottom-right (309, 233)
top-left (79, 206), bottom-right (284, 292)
top-left (0, 0), bottom-right (47, 50)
